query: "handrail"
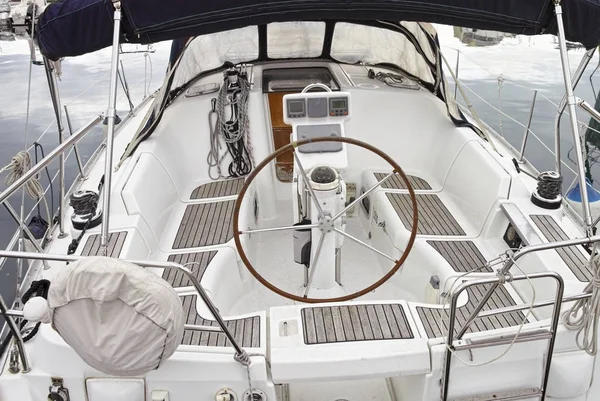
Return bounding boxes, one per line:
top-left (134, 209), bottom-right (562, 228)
top-left (554, 48), bottom-right (597, 175)
top-left (456, 234), bottom-right (600, 340)
top-left (0, 115), bottom-right (102, 205)
top-left (578, 98), bottom-right (600, 126)
top-left (442, 271), bottom-right (564, 401)
top-left (0, 250), bottom-right (250, 372)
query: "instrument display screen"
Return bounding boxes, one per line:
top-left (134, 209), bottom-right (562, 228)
top-left (331, 99), bottom-right (347, 109)
top-left (289, 100), bottom-right (305, 114)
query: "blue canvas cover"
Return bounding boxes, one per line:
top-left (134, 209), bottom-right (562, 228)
top-left (37, 0), bottom-right (600, 60)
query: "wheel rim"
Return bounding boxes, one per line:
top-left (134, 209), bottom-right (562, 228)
top-left (232, 136), bottom-right (419, 303)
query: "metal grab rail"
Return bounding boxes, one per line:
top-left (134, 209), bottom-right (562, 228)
top-left (554, 47), bottom-right (597, 175)
top-left (0, 250), bottom-right (250, 374)
top-left (441, 272), bottom-right (565, 401)
top-left (456, 233), bottom-right (600, 339)
top-left (0, 115), bottom-right (102, 206)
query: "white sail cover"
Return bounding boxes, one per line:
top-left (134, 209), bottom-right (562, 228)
top-left (48, 257), bottom-right (184, 376)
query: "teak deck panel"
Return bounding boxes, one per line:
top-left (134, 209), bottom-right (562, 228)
top-left (386, 193), bottom-right (466, 235)
top-left (190, 178), bottom-right (245, 199)
top-left (373, 172), bottom-right (431, 190)
top-left (301, 304), bottom-right (414, 345)
top-left (80, 231), bottom-right (127, 257)
top-left (427, 240), bottom-right (492, 273)
top-left (163, 251), bottom-right (218, 287)
top-left (416, 283), bottom-right (526, 338)
top-left (530, 214), bottom-right (591, 282)
top-left (173, 200), bottom-right (235, 249)
top-left (180, 295), bottom-right (260, 348)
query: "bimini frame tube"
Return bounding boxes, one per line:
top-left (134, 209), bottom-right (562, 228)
top-left (554, 0), bottom-right (594, 235)
top-left (100, 0), bottom-right (122, 253)
top-left (43, 58), bottom-right (68, 238)
top-left (554, 47), bottom-right (596, 175)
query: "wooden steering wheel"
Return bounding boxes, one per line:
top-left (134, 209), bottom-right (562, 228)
top-left (233, 136), bottom-right (419, 303)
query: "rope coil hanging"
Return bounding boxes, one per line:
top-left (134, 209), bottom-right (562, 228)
top-left (564, 241), bottom-right (600, 355)
top-left (0, 150), bottom-right (52, 231)
top-left (207, 66), bottom-right (253, 179)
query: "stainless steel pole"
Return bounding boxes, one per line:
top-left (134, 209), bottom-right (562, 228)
top-left (554, 1), bottom-right (594, 235)
top-left (63, 105), bottom-right (87, 180)
top-left (0, 250), bottom-right (249, 360)
top-left (43, 59), bottom-right (67, 238)
top-left (2, 203), bottom-right (50, 269)
top-left (554, 48), bottom-right (596, 174)
top-left (518, 90), bottom-right (538, 163)
top-left (100, 0), bottom-right (123, 253)
top-left (0, 116), bottom-right (102, 205)
top-left (578, 98), bottom-right (600, 124)
top-left (454, 50), bottom-right (460, 99)
top-left (0, 295), bottom-right (30, 373)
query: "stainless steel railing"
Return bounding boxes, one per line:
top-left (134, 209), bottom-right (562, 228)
top-left (0, 115), bottom-right (102, 206)
top-left (0, 250), bottom-right (250, 373)
top-left (441, 272), bottom-right (565, 401)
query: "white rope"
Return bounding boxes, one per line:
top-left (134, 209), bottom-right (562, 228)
top-left (438, 252), bottom-right (536, 367)
top-left (563, 241), bottom-right (600, 356)
top-left (0, 151), bottom-right (51, 225)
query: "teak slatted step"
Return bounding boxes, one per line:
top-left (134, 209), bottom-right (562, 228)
top-left (174, 200), bottom-right (235, 249)
top-left (301, 304), bottom-right (414, 345)
top-left (530, 214), bottom-right (591, 282)
top-left (386, 193), bottom-right (466, 236)
top-left (427, 240), bottom-right (492, 273)
top-left (181, 295), bottom-right (260, 348)
top-left (163, 251), bottom-right (217, 287)
top-left (416, 283), bottom-right (526, 338)
top-left (190, 178), bottom-right (245, 199)
top-left (373, 172), bottom-right (431, 190)
top-left (80, 231), bottom-right (127, 257)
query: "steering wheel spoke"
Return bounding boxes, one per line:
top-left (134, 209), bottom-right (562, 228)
top-left (292, 151), bottom-right (325, 219)
top-left (333, 171), bottom-right (395, 221)
top-left (239, 223), bottom-right (318, 235)
top-left (232, 136), bottom-right (419, 303)
top-left (333, 228), bottom-right (397, 263)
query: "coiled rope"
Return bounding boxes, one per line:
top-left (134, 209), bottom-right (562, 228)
top-left (0, 150), bottom-right (51, 226)
top-left (208, 70), bottom-right (254, 179)
top-left (69, 191), bottom-right (99, 217)
top-left (564, 241), bottom-right (600, 355)
top-left (536, 171), bottom-right (563, 200)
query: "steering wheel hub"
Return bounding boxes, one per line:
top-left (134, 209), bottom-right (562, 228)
top-left (317, 214), bottom-right (335, 233)
top-left (233, 136), bottom-right (419, 303)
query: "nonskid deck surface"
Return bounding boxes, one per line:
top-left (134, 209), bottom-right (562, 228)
top-left (531, 214), bottom-right (591, 282)
top-left (190, 178), bottom-right (245, 199)
top-left (373, 172), bottom-right (432, 190)
top-left (301, 304), bottom-right (413, 344)
top-left (180, 295), bottom-right (260, 348)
